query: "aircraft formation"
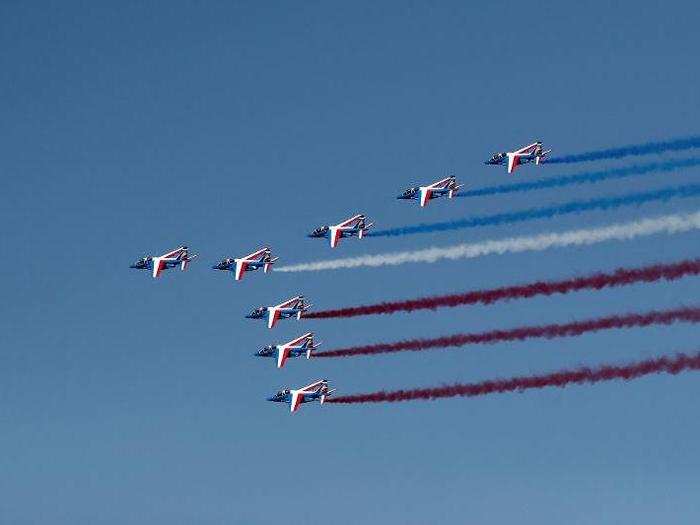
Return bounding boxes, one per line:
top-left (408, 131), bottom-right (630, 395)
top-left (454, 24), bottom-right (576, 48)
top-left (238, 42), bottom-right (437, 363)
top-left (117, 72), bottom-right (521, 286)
top-left (131, 140), bottom-right (550, 412)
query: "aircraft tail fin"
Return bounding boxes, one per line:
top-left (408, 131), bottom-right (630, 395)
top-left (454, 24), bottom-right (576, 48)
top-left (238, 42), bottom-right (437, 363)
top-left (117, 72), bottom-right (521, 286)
top-left (536, 149), bottom-right (552, 165)
top-left (181, 253), bottom-right (197, 271)
top-left (359, 222), bottom-right (374, 238)
top-left (320, 388), bottom-right (336, 405)
top-left (264, 257), bottom-right (279, 273)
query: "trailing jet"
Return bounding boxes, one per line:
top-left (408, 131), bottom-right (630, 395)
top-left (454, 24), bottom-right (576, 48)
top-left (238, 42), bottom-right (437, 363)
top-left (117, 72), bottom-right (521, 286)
top-left (308, 214), bottom-right (374, 248)
top-left (212, 247), bottom-right (279, 281)
top-left (130, 245), bottom-right (197, 278)
top-left (267, 379), bottom-right (335, 413)
top-left (397, 176), bottom-right (463, 207)
top-left (485, 141), bottom-right (552, 174)
top-left (245, 295), bottom-right (311, 329)
top-left (255, 332), bottom-right (320, 368)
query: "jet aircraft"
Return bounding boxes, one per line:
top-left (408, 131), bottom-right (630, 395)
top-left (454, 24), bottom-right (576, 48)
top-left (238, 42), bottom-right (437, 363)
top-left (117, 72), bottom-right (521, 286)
top-left (246, 295), bottom-right (311, 329)
top-left (130, 245), bottom-right (197, 278)
top-left (308, 214), bottom-right (374, 248)
top-left (397, 176), bottom-right (463, 207)
top-left (255, 332), bottom-right (320, 368)
top-left (485, 141), bottom-right (552, 174)
top-left (212, 247), bottom-right (278, 281)
top-left (267, 379), bottom-right (335, 413)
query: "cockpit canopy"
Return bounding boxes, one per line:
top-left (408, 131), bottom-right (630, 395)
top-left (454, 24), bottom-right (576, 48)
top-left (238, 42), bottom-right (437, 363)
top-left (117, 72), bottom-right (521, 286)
top-left (250, 307), bottom-right (265, 317)
top-left (402, 187), bottom-right (418, 197)
top-left (312, 225), bottom-right (329, 235)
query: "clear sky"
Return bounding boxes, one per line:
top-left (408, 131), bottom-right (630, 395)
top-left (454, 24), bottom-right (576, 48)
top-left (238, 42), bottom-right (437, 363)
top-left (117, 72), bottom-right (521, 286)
top-left (2, 1), bottom-right (700, 523)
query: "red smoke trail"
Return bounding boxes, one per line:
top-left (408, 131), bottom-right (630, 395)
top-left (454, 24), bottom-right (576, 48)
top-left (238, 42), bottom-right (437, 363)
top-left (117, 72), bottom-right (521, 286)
top-left (327, 352), bottom-right (700, 404)
top-left (305, 258), bottom-right (700, 319)
top-left (315, 306), bottom-right (700, 358)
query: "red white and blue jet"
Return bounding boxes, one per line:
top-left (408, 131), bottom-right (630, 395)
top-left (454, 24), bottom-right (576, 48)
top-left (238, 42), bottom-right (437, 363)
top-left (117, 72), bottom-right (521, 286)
top-left (397, 176), bottom-right (463, 207)
top-left (485, 141), bottom-right (552, 174)
top-left (308, 214), bottom-right (374, 248)
top-left (212, 246), bottom-right (279, 281)
top-left (130, 245), bottom-right (197, 278)
top-left (245, 295), bottom-right (311, 329)
top-left (255, 332), bottom-right (320, 368)
top-left (267, 379), bottom-right (335, 413)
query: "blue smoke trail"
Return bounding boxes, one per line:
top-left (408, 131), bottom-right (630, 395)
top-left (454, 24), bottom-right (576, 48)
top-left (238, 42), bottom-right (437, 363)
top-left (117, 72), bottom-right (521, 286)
top-left (548, 136), bottom-right (700, 164)
top-left (460, 157), bottom-right (700, 198)
top-left (370, 184), bottom-right (700, 237)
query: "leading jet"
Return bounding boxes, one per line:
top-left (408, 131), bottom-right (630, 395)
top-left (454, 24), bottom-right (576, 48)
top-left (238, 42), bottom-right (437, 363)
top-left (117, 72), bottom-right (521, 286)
top-left (397, 176), bottom-right (463, 207)
top-left (308, 214), bottom-right (374, 248)
top-left (245, 295), bottom-right (311, 329)
top-left (485, 141), bottom-right (552, 174)
top-left (267, 379), bottom-right (336, 413)
top-left (212, 247), bottom-right (279, 281)
top-left (130, 245), bottom-right (197, 278)
top-left (255, 332), bottom-right (320, 368)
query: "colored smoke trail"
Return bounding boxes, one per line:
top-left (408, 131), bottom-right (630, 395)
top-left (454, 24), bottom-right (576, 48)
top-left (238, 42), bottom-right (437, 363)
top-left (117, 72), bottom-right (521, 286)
top-left (304, 258), bottom-right (700, 319)
top-left (370, 184), bottom-right (700, 237)
top-left (315, 306), bottom-right (700, 357)
top-left (277, 210), bottom-right (700, 273)
top-left (327, 352), bottom-right (700, 404)
top-left (547, 136), bottom-right (700, 164)
top-left (459, 157), bottom-right (700, 198)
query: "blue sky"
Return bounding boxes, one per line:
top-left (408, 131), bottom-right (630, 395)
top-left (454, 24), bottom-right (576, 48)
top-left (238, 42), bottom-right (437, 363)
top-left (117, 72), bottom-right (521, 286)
top-left (2, 1), bottom-right (700, 523)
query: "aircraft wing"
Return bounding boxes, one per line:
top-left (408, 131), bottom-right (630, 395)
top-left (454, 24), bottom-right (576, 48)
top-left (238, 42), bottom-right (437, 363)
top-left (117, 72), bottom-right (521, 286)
top-left (152, 258), bottom-right (166, 278)
top-left (274, 296), bottom-right (303, 309)
top-left (277, 346), bottom-right (291, 369)
top-left (290, 391), bottom-right (304, 412)
top-left (267, 308), bottom-right (280, 329)
top-left (507, 153), bottom-right (521, 174)
top-left (242, 247), bottom-right (269, 262)
top-left (234, 260), bottom-right (248, 280)
top-left (427, 177), bottom-right (453, 189)
top-left (285, 332), bottom-right (314, 348)
top-left (514, 142), bottom-right (539, 155)
top-left (160, 246), bottom-right (187, 259)
top-left (298, 379), bottom-right (327, 393)
top-left (336, 215), bottom-right (363, 229)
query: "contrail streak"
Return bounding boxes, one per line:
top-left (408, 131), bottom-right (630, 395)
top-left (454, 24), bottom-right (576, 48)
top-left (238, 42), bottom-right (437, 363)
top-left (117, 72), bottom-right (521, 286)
top-left (459, 157), bottom-right (700, 198)
top-left (278, 210), bottom-right (700, 273)
top-left (304, 258), bottom-right (700, 319)
top-left (547, 136), bottom-right (700, 164)
top-left (315, 306), bottom-right (700, 358)
top-left (370, 184), bottom-right (700, 237)
top-left (304, 259), bottom-right (700, 319)
top-left (327, 351), bottom-right (700, 404)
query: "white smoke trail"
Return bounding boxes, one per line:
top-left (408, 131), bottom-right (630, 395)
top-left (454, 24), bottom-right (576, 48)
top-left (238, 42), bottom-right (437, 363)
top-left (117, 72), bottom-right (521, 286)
top-left (278, 210), bottom-right (700, 273)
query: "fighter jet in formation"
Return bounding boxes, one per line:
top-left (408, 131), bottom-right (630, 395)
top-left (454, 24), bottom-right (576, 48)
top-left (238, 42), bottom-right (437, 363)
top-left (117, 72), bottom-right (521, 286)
top-left (130, 245), bottom-right (197, 278)
top-left (308, 214), bottom-right (374, 248)
top-left (255, 332), bottom-right (321, 368)
top-left (485, 141), bottom-right (552, 174)
top-left (246, 295), bottom-right (311, 329)
top-left (397, 176), bottom-right (463, 207)
top-left (267, 379), bottom-right (335, 413)
top-left (212, 247), bottom-right (279, 281)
